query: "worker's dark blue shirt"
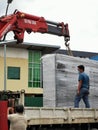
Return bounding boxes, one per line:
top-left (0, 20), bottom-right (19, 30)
top-left (78, 72), bottom-right (89, 89)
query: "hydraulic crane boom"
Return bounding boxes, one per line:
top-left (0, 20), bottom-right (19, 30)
top-left (0, 10), bottom-right (72, 55)
top-left (0, 10), bottom-right (70, 43)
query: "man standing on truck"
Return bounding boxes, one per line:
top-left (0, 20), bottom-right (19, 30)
top-left (74, 65), bottom-right (90, 108)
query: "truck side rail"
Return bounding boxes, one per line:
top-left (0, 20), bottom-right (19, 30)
top-left (25, 107), bottom-right (98, 125)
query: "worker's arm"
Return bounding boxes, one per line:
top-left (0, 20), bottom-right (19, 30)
top-left (7, 113), bottom-right (12, 120)
top-left (8, 114), bottom-right (11, 121)
top-left (77, 80), bottom-right (82, 94)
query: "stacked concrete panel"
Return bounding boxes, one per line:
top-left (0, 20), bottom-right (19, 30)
top-left (42, 55), bottom-right (56, 107)
top-left (42, 54), bottom-right (98, 108)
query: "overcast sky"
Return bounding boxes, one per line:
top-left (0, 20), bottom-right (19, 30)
top-left (0, 0), bottom-right (98, 52)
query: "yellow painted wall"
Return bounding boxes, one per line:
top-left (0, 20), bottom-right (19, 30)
top-left (0, 56), bottom-right (43, 94)
top-left (6, 57), bottom-right (28, 91)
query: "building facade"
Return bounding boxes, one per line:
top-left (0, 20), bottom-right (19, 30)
top-left (0, 41), bottom-right (60, 106)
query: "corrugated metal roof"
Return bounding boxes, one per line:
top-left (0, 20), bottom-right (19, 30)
top-left (55, 49), bottom-right (98, 58)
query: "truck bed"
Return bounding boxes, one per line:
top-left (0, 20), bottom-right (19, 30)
top-left (25, 107), bottom-right (98, 125)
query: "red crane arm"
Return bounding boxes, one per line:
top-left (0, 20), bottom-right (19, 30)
top-left (0, 10), bottom-right (70, 43)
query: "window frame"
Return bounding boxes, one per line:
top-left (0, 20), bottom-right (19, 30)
top-left (28, 50), bottom-right (42, 88)
top-left (7, 66), bottom-right (20, 80)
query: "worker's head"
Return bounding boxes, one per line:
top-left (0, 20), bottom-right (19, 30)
top-left (15, 104), bottom-right (24, 114)
top-left (77, 65), bottom-right (85, 73)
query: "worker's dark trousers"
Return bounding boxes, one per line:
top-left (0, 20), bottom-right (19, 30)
top-left (74, 88), bottom-right (90, 108)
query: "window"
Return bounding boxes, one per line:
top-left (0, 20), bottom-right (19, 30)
top-left (28, 51), bottom-right (42, 87)
top-left (7, 67), bottom-right (20, 80)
